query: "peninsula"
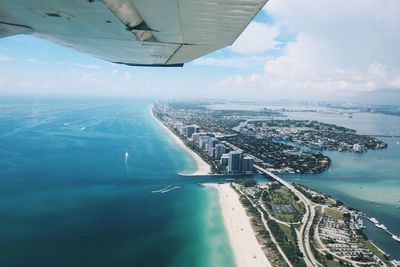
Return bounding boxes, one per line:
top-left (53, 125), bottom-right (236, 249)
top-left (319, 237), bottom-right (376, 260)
top-left (152, 101), bottom-right (396, 267)
top-left (150, 107), bottom-right (210, 175)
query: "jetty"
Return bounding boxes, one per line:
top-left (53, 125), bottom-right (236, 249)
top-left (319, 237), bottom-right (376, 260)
top-left (365, 216), bottom-right (400, 243)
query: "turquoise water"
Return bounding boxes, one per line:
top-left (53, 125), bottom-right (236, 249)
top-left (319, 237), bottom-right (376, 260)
top-left (0, 97), bottom-right (234, 267)
top-left (282, 111), bottom-right (400, 259)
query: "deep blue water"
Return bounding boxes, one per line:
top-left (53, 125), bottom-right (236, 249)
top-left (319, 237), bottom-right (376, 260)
top-left (0, 97), bottom-right (233, 267)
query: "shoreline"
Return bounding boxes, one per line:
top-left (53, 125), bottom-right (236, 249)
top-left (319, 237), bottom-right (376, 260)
top-left (204, 183), bottom-right (272, 267)
top-left (149, 107), bottom-right (210, 176)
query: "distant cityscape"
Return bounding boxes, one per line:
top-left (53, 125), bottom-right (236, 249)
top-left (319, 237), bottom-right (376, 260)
top-left (152, 100), bottom-right (399, 267)
top-left (153, 101), bottom-right (387, 175)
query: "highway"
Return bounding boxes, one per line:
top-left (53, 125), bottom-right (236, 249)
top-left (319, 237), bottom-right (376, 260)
top-left (254, 165), bottom-right (322, 267)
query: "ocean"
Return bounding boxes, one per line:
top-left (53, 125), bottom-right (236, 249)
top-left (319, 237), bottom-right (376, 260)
top-left (0, 97), bottom-right (234, 267)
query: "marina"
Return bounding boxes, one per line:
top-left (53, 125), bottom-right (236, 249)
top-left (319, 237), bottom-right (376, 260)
top-left (365, 216), bottom-right (400, 243)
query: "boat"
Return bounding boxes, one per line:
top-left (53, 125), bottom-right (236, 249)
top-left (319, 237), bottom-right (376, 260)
top-left (376, 224), bottom-right (387, 230)
top-left (392, 235), bottom-right (400, 242)
top-left (370, 217), bottom-right (379, 224)
top-left (390, 259), bottom-right (400, 266)
top-left (357, 219), bottom-right (366, 229)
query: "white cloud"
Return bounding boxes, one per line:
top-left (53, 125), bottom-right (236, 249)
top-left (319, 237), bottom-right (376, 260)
top-left (217, 33), bottom-right (400, 100)
top-left (214, 0), bottom-right (400, 100)
top-left (0, 55), bottom-right (13, 61)
top-left (264, 0), bottom-right (400, 69)
top-left (230, 22), bottom-right (279, 54)
top-left (74, 63), bottom-right (102, 69)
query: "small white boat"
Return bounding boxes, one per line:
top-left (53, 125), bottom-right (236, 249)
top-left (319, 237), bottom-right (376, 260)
top-left (392, 235), bottom-right (400, 242)
top-left (376, 224), bottom-right (387, 230)
top-left (370, 217), bottom-right (379, 224)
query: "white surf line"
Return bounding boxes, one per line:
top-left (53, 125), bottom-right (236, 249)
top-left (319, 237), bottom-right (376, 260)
top-left (161, 186), bottom-right (181, 194)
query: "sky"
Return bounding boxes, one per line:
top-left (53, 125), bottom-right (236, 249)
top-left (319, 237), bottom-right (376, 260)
top-left (1, 0), bottom-right (400, 104)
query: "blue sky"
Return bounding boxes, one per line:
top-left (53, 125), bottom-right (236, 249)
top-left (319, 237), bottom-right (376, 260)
top-left (1, 0), bottom-right (400, 103)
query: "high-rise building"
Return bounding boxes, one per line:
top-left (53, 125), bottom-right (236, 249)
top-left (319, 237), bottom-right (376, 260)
top-left (228, 151), bottom-right (242, 173)
top-left (174, 122), bottom-right (183, 131)
top-left (191, 132), bottom-right (204, 145)
top-left (179, 125), bottom-right (186, 135)
top-left (220, 153), bottom-right (229, 166)
top-left (185, 125), bottom-right (196, 138)
top-left (214, 144), bottom-right (226, 159)
top-left (199, 136), bottom-right (210, 149)
top-left (242, 156), bottom-right (254, 173)
top-left (211, 147), bottom-right (216, 158)
top-left (208, 138), bottom-right (219, 155)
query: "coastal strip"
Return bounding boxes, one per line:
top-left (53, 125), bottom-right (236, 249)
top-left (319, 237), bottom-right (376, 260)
top-left (205, 183), bottom-right (272, 267)
top-left (149, 107), bottom-right (210, 176)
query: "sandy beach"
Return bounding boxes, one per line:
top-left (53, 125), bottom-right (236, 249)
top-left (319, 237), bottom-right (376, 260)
top-left (205, 183), bottom-right (272, 267)
top-left (150, 107), bottom-right (210, 176)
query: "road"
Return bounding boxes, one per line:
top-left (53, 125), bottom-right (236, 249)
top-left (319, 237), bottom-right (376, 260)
top-left (234, 184), bottom-right (293, 267)
top-left (254, 165), bottom-right (322, 267)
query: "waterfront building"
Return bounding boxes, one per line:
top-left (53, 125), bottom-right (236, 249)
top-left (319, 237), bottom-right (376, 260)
top-left (208, 138), bottom-right (219, 155)
top-left (220, 154), bottom-right (229, 166)
top-left (228, 151), bottom-right (242, 173)
top-left (191, 132), bottom-right (204, 145)
top-left (211, 147), bottom-right (216, 158)
top-left (215, 144), bottom-right (226, 159)
top-left (242, 156), bottom-right (254, 173)
top-left (318, 140), bottom-right (325, 148)
top-left (173, 122), bottom-right (183, 131)
top-left (179, 125), bottom-right (186, 135)
top-left (199, 136), bottom-right (210, 149)
top-left (353, 143), bottom-right (364, 152)
top-left (185, 125), bottom-right (196, 138)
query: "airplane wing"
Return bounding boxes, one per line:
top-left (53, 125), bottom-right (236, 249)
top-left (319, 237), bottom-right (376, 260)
top-left (0, 0), bottom-right (267, 66)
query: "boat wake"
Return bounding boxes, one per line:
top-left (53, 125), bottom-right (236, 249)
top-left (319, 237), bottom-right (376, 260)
top-left (161, 186), bottom-right (181, 193)
top-left (151, 185), bottom-right (181, 194)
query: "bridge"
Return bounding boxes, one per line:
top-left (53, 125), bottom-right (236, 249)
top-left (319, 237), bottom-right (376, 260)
top-left (254, 164), bottom-right (322, 267)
